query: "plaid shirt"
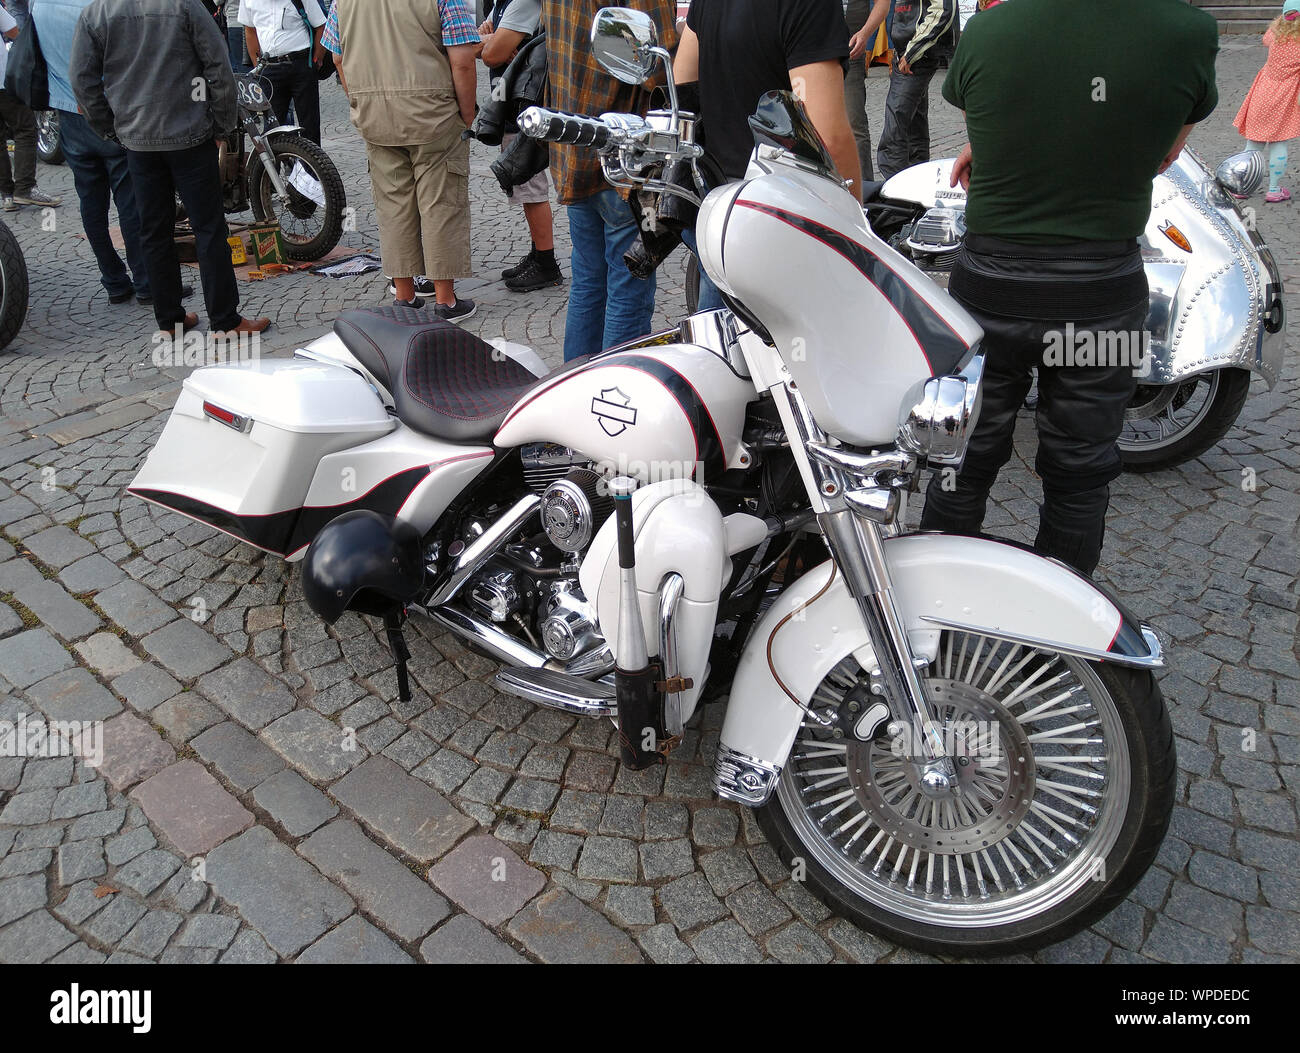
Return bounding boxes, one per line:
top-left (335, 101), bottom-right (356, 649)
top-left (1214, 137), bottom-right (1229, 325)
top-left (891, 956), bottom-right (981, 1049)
top-left (322, 0), bottom-right (479, 54)
top-left (543, 1), bottom-right (679, 204)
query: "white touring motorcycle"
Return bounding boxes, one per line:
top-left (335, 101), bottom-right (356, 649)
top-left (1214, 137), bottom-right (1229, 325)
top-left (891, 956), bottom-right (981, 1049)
top-left (130, 8), bottom-right (1174, 954)
top-left (862, 150), bottom-right (1287, 471)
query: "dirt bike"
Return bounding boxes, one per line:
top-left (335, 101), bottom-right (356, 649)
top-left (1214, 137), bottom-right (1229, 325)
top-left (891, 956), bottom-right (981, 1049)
top-left (129, 7), bottom-right (1173, 955)
top-left (217, 59), bottom-right (346, 261)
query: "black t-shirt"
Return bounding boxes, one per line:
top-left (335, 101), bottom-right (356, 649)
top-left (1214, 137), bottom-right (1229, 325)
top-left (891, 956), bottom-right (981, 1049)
top-left (687, 0), bottom-right (849, 180)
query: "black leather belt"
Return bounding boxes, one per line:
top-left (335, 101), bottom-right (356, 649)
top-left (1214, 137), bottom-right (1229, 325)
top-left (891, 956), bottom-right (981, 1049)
top-left (263, 49), bottom-right (309, 64)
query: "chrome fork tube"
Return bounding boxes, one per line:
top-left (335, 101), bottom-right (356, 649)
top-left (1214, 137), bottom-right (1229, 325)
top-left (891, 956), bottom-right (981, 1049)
top-left (778, 382), bottom-right (949, 767)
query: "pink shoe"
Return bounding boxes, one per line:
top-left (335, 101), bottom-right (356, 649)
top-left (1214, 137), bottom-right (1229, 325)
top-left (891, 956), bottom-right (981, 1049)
top-left (1265, 188), bottom-right (1291, 203)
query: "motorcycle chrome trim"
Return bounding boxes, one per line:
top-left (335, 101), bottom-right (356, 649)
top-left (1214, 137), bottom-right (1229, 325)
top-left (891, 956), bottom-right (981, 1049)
top-left (805, 443), bottom-right (912, 486)
top-left (658, 572), bottom-right (687, 735)
top-left (916, 617), bottom-right (1166, 670)
top-left (564, 644), bottom-right (615, 678)
top-left (897, 353), bottom-right (984, 467)
top-left (426, 603), bottom-right (550, 670)
top-left (494, 665), bottom-right (617, 718)
top-left (677, 309), bottom-right (751, 378)
top-left (713, 745), bottom-right (781, 807)
top-left (427, 494), bottom-right (540, 607)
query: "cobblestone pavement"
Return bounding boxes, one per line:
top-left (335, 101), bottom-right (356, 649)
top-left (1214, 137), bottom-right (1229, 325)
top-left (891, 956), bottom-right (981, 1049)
top-left (0, 42), bottom-right (1297, 965)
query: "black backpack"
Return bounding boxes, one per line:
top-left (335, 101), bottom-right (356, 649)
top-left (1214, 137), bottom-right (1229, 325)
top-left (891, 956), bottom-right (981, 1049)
top-left (4, 14), bottom-right (50, 110)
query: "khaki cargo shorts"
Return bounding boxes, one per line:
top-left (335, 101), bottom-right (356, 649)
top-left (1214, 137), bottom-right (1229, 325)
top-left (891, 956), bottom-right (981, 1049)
top-left (365, 126), bottom-right (471, 280)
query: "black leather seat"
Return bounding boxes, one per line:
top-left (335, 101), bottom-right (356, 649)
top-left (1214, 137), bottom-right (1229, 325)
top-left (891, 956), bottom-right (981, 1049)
top-left (333, 306), bottom-right (540, 443)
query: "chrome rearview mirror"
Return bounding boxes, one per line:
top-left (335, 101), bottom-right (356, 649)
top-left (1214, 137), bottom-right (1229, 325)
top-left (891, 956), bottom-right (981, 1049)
top-left (591, 7), bottom-right (660, 84)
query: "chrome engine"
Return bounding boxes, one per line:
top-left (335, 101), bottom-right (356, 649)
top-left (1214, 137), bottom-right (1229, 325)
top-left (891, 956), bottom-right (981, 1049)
top-left (461, 448), bottom-right (616, 671)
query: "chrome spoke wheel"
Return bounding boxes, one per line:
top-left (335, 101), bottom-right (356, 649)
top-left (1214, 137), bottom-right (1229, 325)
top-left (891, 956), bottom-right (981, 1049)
top-left (776, 632), bottom-right (1130, 928)
top-left (1119, 373), bottom-right (1217, 453)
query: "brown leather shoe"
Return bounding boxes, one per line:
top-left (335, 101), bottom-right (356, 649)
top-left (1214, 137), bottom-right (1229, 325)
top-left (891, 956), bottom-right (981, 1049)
top-left (215, 316), bottom-right (271, 337)
top-left (155, 312), bottom-right (199, 338)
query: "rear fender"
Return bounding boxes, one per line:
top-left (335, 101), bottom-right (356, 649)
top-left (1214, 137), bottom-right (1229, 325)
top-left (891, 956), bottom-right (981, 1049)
top-left (714, 533), bottom-right (1163, 805)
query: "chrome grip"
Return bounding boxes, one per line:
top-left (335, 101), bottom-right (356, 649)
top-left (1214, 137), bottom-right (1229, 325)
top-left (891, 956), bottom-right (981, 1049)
top-left (517, 106), bottom-right (612, 148)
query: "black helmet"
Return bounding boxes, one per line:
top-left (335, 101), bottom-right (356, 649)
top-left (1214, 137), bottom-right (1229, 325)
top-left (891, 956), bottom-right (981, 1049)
top-left (301, 510), bottom-right (426, 623)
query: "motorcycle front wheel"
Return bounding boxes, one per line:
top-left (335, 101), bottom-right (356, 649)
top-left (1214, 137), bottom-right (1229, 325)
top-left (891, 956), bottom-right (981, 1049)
top-left (757, 630), bottom-right (1174, 956)
top-left (249, 135), bottom-right (346, 261)
top-left (36, 111), bottom-right (63, 165)
top-left (1118, 368), bottom-right (1252, 472)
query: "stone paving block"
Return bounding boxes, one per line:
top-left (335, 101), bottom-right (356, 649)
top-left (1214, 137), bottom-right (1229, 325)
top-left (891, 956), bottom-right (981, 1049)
top-left (11, 580), bottom-right (101, 640)
top-left (576, 834), bottom-right (638, 884)
top-left (99, 712), bottom-right (176, 791)
top-left (118, 910), bottom-right (183, 959)
top-left (57, 840), bottom-right (106, 885)
top-left (0, 789), bottom-right (55, 826)
top-left (140, 620), bottom-right (232, 680)
top-left (85, 893), bottom-right (149, 945)
top-left (0, 873), bottom-right (46, 928)
top-left (251, 768), bottom-right (337, 836)
top-left (296, 915), bottom-right (414, 964)
top-left (330, 755), bottom-right (475, 863)
top-left (549, 789), bottom-right (605, 834)
top-left (17, 756), bottom-right (73, 790)
top-left (51, 780), bottom-right (108, 820)
top-left (192, 721), bottom-right (285, 793)
top-left (300, 819), bottom-right (450, 942)
top-left (59, 553), bottom-right (126, 594)
top-left (605, 885), bottom-right (656, 928)
top-left (74, 632), bottom-right (141, 678)
top-left (419, 913), bottom-right (527, 964)
top-left (639, 838), bottom-right (694, 882)
top-left (0, 848), bottom-right (51, 877)
top-left (219, 929), bottom-right (278, 963)
top-left (659, 873), bottom-right (728, 931)
top-left (106, 826), bottom-right (157, 867)
top-left (528, 829), bottom-right (582, 870)
top-left (23, 526), bottom-right (93, 569)
top-left (637, 922), bottom-right (695, 964)
top-left (110, 664), bottom-right (181, 713)
top-left (1142, 916), bottom-right (1233, 964)
top-left (152, 693), bottom-right (224, 742)
top-left (51, 942), bottom-right (108, 965)
top-left (825, 918), bottom-right (891, 963)
top-left (262, 709), bottom-right (363, 782)
top-left (0, 629), bottom-right (72, 688)
top-left (197, 658), bottom-right (295, 731)
top-left (766, 921), bottom-right (834, 964)
top-left (28, 668), bottom-right (121, 722)
top-left (206, 826), bottom-right (354, 957)
top-left (689, 919), bottom-right (764, 964)
top-left (0, 909), bottom-right (78, 963)
top-left (428, 833), bottom-right (545, 926)
top-left (115, 849), bottom-right (183, 897)
top-left (507, 887), bottom-right (642, 964)
top-left (68, 806), bottom-right (126, 841)
top-left (175, 914), bottom-right (240, 949)
top-left (726, 882), bottom-right (794, 937)
top-left (700, 846), bottom-right (758, 898)
top-left (95, 579), bottom-right (177, 636)
top-left (131, 760), bottom-right (254, 857)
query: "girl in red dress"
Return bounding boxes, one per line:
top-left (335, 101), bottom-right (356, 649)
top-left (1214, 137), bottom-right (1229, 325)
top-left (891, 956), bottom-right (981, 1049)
top-left (1235, 0), bottom-right (1300, 203)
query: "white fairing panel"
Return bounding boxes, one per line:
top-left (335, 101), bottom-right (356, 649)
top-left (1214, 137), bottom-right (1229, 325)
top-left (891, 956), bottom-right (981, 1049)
top-left (697, 167), bottom-right (983, 446)
top-left (494, 344), bottom-right (755, 483)
top-left (880, 159), bottom-right (961, 209)
top-left (579, 480), bottom-right (728, 723)
top-left (720, 534), bottom-right (1127, 771)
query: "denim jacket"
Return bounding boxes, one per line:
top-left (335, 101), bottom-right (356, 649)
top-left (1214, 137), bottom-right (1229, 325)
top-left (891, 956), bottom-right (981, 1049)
top-left (71, 0), bottom-right (238, 151)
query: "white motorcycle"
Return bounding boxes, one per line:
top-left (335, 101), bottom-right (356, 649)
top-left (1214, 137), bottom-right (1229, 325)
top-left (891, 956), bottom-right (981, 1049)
top-left (130, 7), bottom-right (1173, 955)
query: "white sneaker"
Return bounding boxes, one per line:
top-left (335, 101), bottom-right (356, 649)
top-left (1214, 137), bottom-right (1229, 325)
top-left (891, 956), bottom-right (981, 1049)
top-left (386, 276), bottom-right (436, 296)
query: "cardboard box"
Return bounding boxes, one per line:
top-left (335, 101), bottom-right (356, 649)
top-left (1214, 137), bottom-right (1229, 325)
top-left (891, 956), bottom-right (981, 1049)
top-left (248, 224), bottom-right (286, 267)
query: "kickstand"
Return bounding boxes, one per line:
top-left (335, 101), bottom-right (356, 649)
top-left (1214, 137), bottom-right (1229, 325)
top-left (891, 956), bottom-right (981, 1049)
top-left (384, 609), bottom-right (412, 704)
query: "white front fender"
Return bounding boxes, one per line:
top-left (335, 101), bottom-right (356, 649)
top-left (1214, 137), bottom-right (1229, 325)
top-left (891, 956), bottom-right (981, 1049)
top-left (714, 533), bottom-right (1163, 805)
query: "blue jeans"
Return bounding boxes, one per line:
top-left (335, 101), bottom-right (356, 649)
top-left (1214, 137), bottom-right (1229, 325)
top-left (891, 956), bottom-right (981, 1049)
top-left (563, 189), bottom-right (656, 361)
top-left (58, 109), bottom-right (150, 300)
top-left (680, 227), bottom-right (726, 313)
top-left (228, 26), bottom-right (251, 76)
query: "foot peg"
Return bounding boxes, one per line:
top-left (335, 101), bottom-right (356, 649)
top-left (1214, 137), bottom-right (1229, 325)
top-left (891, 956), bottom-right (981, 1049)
top-left (495, 666), bottom-right (616, 717)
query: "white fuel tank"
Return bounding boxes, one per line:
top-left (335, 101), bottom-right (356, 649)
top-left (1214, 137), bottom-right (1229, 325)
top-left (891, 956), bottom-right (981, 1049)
top-left (697, 166), bottom-right (983, 447)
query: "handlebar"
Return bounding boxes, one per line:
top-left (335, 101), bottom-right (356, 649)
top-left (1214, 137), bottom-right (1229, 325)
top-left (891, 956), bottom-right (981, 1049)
top-left (517, 107), bottom-right (612, 148)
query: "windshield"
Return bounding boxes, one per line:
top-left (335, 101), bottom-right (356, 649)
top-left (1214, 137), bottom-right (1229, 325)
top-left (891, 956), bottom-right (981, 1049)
top-left (747, 91), bottom-right (839, 181)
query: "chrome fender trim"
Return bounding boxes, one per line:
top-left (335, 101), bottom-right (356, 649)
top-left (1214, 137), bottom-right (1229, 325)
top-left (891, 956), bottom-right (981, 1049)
top-left (715, 533), bottom-right (1163, 805)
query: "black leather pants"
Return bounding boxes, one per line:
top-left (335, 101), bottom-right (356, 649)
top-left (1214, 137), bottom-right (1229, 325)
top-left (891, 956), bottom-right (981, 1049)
top-left (919, 240), bottom-right (1148, 577)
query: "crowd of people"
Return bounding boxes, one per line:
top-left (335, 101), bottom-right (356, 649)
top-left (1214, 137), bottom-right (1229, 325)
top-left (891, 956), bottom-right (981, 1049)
top-left (0, 0), bottom-right (1295, 577)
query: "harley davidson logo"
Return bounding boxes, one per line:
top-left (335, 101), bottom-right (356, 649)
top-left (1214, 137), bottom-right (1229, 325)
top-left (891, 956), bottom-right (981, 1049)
top-left (591, 386), bottom-right (637, 436)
